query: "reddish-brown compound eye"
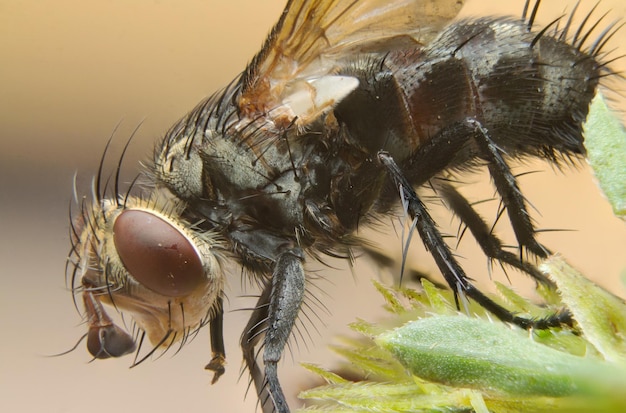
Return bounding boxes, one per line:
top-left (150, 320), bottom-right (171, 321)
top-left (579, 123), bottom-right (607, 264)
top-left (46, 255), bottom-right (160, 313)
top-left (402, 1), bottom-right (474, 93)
top-left (113, 210), bottom-right (204, 297)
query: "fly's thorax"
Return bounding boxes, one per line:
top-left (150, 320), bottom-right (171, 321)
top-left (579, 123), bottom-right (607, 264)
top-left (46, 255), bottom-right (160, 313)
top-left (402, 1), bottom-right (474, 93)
top-left (153, 81), bottom-right (248, 202)
top-left (158, 98), bottom-right (323, 234)
top-left (70, 189), bottom-right (225, 352)
top-left (154, 131), bottom-right (206, 200)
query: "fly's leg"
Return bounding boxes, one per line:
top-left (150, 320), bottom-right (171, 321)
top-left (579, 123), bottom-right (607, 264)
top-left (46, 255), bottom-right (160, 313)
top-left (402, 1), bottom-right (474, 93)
top-left (264, 249), bottom-right (306, 413)
top-left (378, 152), bottom-right (571, 329)
top-left (467, 118), bottom-right (549, 258)
top-left (205, 296), bottom-right (226, 384)
top-left (241, 281), bottom-right (272, 413)
top-left (393, 119), bottom-right (550, 285)
top-left (436, 182), bottom-right (553, 286)
top-left (241, 249), bottom-right (306, 413)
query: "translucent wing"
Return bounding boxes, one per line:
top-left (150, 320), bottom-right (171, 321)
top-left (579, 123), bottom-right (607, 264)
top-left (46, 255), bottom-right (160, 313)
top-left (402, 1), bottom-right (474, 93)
top-left (238, 0), bottom-right (465, 127)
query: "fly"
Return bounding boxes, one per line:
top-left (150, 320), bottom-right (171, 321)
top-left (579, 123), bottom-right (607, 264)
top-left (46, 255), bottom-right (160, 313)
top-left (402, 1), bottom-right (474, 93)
top-left (66, 1), bottom-right (621, 412)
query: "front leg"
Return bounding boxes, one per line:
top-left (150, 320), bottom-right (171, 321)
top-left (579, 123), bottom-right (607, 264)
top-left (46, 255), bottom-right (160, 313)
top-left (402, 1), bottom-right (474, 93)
top-left (264, 248), bottom-right (306, 413)
top-left (241, 282), bottom-right (272, 413)
top-left (205, 296), bottom-right (226, 384)
top-left (241, 249), bottom-right (306, 413)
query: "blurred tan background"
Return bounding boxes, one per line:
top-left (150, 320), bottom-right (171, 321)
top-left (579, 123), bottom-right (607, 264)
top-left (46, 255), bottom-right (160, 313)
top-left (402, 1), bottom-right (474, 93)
top-left (1, 1), bottom-right (625, 412)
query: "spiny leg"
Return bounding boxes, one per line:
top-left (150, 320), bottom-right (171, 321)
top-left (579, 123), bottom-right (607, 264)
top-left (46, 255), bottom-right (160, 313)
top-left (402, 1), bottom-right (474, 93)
top-left (467, 118), bottom-right (549, 258)
top-left (240, 249), bottom-right (306, 413)
top-left (263, 249), bottom-right (306, 413)
top-left (378, 151), bottom-right (571, 329)
top-left (241, 281), bottom-right (273, 413)
top-left (436, 181), bottom-right (553, 286)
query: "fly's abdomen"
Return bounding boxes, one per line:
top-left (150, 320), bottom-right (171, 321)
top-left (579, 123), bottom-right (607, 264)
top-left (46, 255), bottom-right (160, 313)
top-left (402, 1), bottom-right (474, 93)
top-left (387, 17), bottom-right (603, 162)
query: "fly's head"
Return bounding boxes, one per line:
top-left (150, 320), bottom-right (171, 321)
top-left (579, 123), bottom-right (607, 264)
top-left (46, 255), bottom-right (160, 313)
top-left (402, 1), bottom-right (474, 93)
top-left (68, 164), bottom-right (225, 362)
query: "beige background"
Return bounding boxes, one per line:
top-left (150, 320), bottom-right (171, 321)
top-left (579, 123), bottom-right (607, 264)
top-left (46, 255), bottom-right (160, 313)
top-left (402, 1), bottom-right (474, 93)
top-left (1, 1), bottom-right (625, 412)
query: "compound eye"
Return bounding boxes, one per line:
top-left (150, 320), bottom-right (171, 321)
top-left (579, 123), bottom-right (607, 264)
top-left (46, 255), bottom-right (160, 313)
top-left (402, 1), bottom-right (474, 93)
top-left (113, 210), bottom-right (204, 297)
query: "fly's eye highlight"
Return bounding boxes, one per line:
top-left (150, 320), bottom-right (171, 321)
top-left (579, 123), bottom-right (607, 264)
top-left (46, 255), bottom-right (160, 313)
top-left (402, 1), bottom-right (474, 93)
top-left (113, 209), bottom-right (205, 297)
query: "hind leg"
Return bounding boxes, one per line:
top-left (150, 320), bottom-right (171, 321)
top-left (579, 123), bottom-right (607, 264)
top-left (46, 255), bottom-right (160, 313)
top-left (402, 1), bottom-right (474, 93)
top-left (379, 151), bottom-right (570, 329)
top-left (436, 182), bottom-right (553, 285)
top-left (467, 118), bottom-right (550, 258)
